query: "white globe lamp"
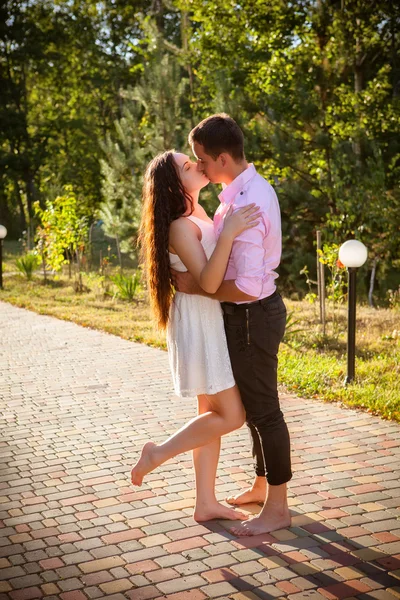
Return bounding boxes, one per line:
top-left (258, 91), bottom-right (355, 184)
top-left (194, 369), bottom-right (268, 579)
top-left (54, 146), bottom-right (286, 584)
top-left (339, 240), bottom-right (368, 268)
top-left (0, 224), bottom-right (7, 289)
top-left (338, 239), bottom-right (368, 384)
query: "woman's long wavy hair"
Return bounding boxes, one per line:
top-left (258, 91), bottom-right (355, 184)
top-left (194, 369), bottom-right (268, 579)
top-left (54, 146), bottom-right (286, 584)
top-left (139, 151), bottom-right (193, 330)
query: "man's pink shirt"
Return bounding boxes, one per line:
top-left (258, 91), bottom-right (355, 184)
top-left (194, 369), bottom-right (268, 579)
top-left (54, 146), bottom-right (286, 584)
top-left (213, 163), bottom-right (281, 303)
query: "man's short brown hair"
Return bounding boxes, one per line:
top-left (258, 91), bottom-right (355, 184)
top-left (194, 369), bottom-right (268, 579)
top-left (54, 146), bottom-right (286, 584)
top-left (188, 113), bottom-right (245, 161)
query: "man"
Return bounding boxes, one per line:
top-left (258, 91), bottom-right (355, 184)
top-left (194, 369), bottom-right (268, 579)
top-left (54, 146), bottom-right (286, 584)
top-left (172, 113), bottom-right (292, 536)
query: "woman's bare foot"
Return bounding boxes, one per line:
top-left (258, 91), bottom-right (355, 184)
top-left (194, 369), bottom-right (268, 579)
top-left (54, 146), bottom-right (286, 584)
top-left (230, 506), bottom-right (291, 537)
top-left (131, 442), bottom-right (158, 486)
top-left (226, 476), bottom-right (267, 506)
top-left (194, 501), bottom-right (250, 523)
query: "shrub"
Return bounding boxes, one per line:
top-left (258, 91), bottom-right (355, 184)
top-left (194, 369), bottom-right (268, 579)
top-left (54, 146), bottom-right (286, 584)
top-left (283, 310), bottom-right (304, 346)
top-left (111, 272), bottom-right (141, 302)
top-left (15, 254), bottom-right (39, 280)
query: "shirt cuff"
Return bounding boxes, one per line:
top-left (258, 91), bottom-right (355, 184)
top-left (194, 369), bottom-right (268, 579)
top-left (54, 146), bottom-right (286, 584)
top-left (235, 276), bottom-right (262, 298)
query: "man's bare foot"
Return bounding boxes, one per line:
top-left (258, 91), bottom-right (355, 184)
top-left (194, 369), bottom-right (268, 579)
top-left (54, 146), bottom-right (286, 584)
top-left (226, 477), bottom-right (267, 506)
top-left (194, 501), bottom-right (250, 523)
top-left (226, 487), bottom-right (266, 506)
top-left (131, 442), bottom-right (158, 486)
top-left (229, 507), bottom-right (291, 537)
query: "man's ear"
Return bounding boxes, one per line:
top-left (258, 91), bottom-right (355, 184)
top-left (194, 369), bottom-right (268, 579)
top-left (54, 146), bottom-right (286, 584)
top-left (220, 153), bottom-right (228, 167)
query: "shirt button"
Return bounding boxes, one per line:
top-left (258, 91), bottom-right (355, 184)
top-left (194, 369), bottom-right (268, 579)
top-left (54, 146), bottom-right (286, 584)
top-left (240, 191), bottom-right (244, 195)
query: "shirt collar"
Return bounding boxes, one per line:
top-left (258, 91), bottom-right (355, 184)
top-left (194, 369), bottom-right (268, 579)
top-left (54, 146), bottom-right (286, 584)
top-left (218, 163), bottom-right (257, 205)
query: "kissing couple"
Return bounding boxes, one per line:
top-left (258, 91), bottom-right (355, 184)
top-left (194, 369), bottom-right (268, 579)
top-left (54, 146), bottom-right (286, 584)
top-left (131, 113), bottom-right (292, 537)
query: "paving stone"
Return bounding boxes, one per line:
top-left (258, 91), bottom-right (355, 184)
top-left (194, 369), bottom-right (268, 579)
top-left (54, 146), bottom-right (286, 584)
top-left (173, 560), bottom-right (208, 576)
top-left (78, 556), bottom-right (125, 573)
top-left (154, 554), bottom-right (188, 568)
top-left (156, 574), bottom-right (208, 594)
top-left (9, 575), bottom-right (43, 590)
top-left (62, 551), bottom-right (92, 565)
top-left (200, 581), bottom-right (239, 597)
top-left (230, 560), bottom-right (264, 576)
top-left (57, 577), bottom-right (85, 592)
top-left (99, 579), bottom-right (133, 594)
top-left (288, 592), bottom-right (327, 600)
top-left (55, 566), bottom-right (82, 579)
top-left (9, 587), bottom-right (44, 600)
top-left (84, 586), bottom-right (104, 599)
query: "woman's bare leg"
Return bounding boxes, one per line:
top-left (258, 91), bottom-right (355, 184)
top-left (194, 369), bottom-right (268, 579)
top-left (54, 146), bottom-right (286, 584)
top-left (193, 394), bottom-right (249, 522)
top-left (131, 385), bottom-right (245, 486)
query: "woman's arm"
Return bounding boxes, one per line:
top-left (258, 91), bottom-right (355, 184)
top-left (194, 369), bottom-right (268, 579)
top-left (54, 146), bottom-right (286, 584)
top-left (169, 206), bottom-right (260, 294)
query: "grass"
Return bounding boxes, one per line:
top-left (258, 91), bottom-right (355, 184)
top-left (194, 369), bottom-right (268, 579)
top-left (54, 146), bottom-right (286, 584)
top-left (281, 301), bottom-right (399, 421)
top-left (1, 246), bottom-right (399, 422)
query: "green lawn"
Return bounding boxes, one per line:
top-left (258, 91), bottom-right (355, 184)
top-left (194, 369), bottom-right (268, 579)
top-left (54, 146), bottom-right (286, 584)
top-left (1, 249), bottom-right (399, 422)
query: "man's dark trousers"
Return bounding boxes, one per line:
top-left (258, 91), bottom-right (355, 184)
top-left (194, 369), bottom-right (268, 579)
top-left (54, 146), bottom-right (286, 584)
top-left (222, 291), bottom-right (292, 485)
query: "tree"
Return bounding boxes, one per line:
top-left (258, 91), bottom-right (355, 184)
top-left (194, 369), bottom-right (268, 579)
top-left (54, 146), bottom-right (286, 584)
top-left (99, 33), bottom-right (190, 254)
top-left (34, 185), bottom-right (88, 274)
top-left (180, 0), bottom-right (400, 296)
top-left (0, 0), bottom-right (161, 238)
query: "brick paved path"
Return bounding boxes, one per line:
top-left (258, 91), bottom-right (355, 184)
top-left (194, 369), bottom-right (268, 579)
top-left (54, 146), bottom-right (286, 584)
top-left (1, 302), bottom-right (399, 600)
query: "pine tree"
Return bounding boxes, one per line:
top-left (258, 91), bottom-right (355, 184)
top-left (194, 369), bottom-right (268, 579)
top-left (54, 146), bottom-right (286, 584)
top-left (99, 32), bottom-right (190, 255)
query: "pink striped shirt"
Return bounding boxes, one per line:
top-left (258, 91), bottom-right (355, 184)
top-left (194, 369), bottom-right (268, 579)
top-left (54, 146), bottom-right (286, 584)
top-left (213, 164), bottom-right (282, 303)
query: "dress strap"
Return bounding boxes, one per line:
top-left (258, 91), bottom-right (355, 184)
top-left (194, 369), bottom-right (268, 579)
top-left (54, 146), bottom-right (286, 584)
top-left (186, 215), bottom-right (212, 229)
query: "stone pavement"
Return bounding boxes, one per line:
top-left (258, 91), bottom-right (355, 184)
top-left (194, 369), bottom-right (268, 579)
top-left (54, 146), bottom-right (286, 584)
top-left (0, 301), bottom-right (399, 600)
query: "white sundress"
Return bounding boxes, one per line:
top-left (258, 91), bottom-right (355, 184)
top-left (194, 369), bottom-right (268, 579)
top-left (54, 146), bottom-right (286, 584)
top-left (167, 215), bottom-right (236, 398)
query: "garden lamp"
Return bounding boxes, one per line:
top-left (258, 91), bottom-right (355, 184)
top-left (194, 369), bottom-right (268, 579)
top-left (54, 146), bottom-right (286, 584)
top-left (338, 240), bottom-right (368, 384)
top-left (0, 225), bottom-right (7, 290)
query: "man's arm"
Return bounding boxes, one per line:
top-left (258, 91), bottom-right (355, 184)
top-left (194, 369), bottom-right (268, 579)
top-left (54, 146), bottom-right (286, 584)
top-left (209, 279), bottom-right (258, 302)
top-left (171, 270), bottom-right (257, 302)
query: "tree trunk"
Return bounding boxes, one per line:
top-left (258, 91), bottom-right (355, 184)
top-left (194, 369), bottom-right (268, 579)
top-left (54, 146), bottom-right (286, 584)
top-left (390, 0), bottom-right (399, 97)
top-left (115, 235), bottom-right (122, 272)
top-left (181, 10), bottom-right (195, 128)
top-left (25, 171), bottom-right (36, 245)
top-left (368, 257), bottom-right (378, 308)
top-left (42, 251), bottom-right (47, 283)
top-left (353, 20), bottom-right (363, 164)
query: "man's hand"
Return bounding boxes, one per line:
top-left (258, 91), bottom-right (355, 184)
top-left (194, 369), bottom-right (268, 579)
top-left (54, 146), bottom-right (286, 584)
top-left (171, 269), bottom-right (202, 295)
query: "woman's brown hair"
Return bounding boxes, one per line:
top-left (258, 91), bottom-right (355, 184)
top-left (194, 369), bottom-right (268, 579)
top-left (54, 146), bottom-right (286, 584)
top-left (138, 151), bottom-right (193, 329)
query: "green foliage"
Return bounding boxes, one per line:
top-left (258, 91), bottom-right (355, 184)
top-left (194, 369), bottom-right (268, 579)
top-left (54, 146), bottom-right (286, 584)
top-left (111, 272), bottom-right (141, 302)
top-left (183, 0), bottom-right (400, 296)
top-left (2, 0), bottom-right (400, 296)
top-left (299, 265), bottom-right (318, 303)
top-left (34, 186), bottom-right (88, 272)
top-left (387, 287), bottom-right (400, 310)
top-left (99, 32), bottom-right (191, 254)
top-left (283, 310), bottom-right (304, 347)
top-left (317, 242), bottom-right (347, 336)
top-left (318, 244), bottom-right (347, 306)
top-left (0, 0), bottom-right (170, 235)
top-left (15, 254), bottom-right (40, 281)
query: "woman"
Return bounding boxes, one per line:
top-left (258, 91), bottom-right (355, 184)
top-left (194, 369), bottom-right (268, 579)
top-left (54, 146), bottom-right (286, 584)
top-left (131, 150), bottom-right (260, 522)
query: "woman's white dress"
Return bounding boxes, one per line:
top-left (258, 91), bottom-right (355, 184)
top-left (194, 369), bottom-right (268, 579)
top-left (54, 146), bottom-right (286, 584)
top-left (167, 215), bottom-right (236, 398)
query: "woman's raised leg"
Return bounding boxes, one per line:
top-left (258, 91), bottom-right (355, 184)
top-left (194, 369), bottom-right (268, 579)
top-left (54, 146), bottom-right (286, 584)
top-left (131, 385), bottom-right (245, 486)
top-left (193, 394), bottom-right (248, 522)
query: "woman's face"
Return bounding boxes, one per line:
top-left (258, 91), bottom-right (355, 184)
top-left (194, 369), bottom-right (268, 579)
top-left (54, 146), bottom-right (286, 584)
top-left (173, 152), bottom-right (209, 195)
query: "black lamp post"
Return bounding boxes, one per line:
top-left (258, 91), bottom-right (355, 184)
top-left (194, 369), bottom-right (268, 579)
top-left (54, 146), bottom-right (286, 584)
top-left (339, 240), bottom-right (368, 384)
top-left (0, 225), bottom-right (7, 290)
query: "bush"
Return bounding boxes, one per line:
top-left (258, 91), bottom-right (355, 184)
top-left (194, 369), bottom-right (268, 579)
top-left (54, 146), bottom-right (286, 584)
top-left (15, 254), bottom-right (39, 280)
top-left (111, 272), bottom-right (141, 302)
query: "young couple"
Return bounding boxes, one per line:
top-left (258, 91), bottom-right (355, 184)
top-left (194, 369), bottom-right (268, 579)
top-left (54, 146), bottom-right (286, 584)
top-left (131, 114), bottom-right (292, 536)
